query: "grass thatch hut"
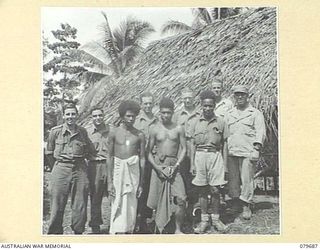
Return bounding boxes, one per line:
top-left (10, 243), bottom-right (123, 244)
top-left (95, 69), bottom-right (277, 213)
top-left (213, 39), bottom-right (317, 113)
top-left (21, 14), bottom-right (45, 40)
top-left (79, 7), bottom-right (278, 162)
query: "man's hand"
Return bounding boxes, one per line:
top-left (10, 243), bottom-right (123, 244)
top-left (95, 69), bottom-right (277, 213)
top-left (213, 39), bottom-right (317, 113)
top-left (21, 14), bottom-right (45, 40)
top-left (136, 186), bottom-right (143, 198)
top-left (167, 164), bottom-right (179, 179)
top-left (250, 150), bottom-right (260, 162)
top-left (155, 165), bottom-right (169, 180)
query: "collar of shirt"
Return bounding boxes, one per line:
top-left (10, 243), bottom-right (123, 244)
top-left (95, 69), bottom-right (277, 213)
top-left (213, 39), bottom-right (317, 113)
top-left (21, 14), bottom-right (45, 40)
top-left (137, 111), bottom-right (157, 125)
top-left (179, 107), bottom-right (200, 119)
top-left (62, 123), bottom-right (80, 136)
top-left (215, 98), bottom-right (227, 109)
top-left (88, 123), bottom-right (109, 135)
top-left (199, 114), bottom-right (218, 123)
top-left (229, 104), bottom-right (255, 119)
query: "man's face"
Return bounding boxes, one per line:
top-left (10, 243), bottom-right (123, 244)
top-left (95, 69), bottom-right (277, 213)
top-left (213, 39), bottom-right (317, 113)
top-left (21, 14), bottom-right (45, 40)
top-left (141, 96), bottom-right (154, 114)
top-left (92, 110), bottom-right (104, 126)
top-left (234, 92), bottom-right (249, 107)
top-left (123, 110), bottom-right (136, 127)
top-left (182, 92), bottom-right (194, 109)
top-left (63, 108), bottom-right (78, 126)
top-left (212, 82), bottom-right (222, 97)
top-left (160, 108), bottom-right (173, 124)
top-left (201, 99), bottom-right (215, 118)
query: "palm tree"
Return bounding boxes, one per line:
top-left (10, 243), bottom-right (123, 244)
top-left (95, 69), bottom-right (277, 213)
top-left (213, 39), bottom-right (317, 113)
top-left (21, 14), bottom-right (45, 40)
top-left (73, 12), bottom-right (155, 79)
top-left (161, 8), bottom-right (247, 35)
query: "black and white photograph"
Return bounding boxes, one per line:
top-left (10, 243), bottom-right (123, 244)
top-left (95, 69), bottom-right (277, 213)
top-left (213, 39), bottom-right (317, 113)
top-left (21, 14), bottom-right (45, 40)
top-left (42, 7), bottom-right (279, 235)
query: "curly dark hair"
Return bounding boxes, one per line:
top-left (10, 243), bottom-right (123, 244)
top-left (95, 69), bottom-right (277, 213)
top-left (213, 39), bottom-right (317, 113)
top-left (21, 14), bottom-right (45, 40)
top-left (118, 100), bottom-right (140, 117)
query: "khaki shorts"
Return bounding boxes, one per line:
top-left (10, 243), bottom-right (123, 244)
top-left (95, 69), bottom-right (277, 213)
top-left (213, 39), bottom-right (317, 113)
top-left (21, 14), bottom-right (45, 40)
top-left (192, 151), bottom-right (226, 187)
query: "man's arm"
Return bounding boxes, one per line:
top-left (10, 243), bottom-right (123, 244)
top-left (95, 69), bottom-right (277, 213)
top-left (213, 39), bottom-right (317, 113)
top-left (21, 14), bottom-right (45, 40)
top-left (137, 132), bottom-right (146, 198)
top-left (107, 129), bottom-right (115, 195)
top-left (174, 126), bottom-right (186, 171)
top-left (253, 110), bottom-right (266, 150)
top-left (222, 119), bottom-right (229, 173)
top-left (83, 129), bottom-right (97, 161)
top-left (190, 137), bottom-right (196, 175)
top-left (45, 128), bottom-right (56, 171)
top-left (148, 127), bottom-right (166, 179)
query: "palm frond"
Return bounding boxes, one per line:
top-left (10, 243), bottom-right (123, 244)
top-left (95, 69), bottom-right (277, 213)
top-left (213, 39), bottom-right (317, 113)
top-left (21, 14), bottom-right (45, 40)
top-left (99, 11), bottom-right (121, 77)
top-left (192, 8), bottom-right (212, 24)
top-left (68, 48), bottom-right (110, 74)
top-left (160, 20), bottom-right (192, 35)
top-left (118, 44), bottom-right (143, 71)
top-left (209, 8), bottom-right (219, 20)
top-left (131, 21), bottom-right (155, 46)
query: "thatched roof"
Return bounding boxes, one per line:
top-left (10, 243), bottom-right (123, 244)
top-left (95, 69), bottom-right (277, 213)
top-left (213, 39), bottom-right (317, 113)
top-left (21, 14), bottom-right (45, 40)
top-left (79, 7), bottom-right (278, 152)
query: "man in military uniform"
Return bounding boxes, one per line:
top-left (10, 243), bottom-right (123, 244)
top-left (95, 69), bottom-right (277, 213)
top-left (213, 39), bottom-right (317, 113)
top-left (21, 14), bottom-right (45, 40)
top-left (224, 85), bottom-right (266, 219)
top-left (172, 87), bottom-right (200, 219)
top-left (85, 107), bottom-right (110, 234)
top-left (134, 92), bottom-right (158, 233)
top-left (190, 90), bottom-right (228, 234)
top-left (211, 79), bottom-right (233, 205)
top-left (211, 79), bottom-right (233, 119)
top-left (45, 103), bottom-right (96, 234)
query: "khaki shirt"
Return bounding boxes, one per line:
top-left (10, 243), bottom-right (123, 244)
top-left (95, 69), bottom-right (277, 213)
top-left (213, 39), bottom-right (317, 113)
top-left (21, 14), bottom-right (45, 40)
top-left (173, 107), bottom-right (200, 157)
top-left (46, 123), bottom-right (96, 161)
top-left (86, 123), bottom-right (110, 161)
top-left (134, 111), bottom-right (158, 147)
top-left (215, 98), bottom-right (233, 119)
top-left (173, 107), bottom-right (200, 139)
top-left (190, 115), bottom-right (225, 150)
top-left (224, 104), bottom-right (266, 157)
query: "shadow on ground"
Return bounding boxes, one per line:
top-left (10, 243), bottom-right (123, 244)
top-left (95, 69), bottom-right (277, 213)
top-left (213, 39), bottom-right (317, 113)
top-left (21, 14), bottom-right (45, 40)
top-left (43, 172), bottom-right (279, 235)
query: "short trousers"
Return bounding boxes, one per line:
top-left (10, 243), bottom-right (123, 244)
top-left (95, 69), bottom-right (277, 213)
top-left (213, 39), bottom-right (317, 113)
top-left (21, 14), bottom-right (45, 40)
top-left (192, 151), bottom-right (226, 187)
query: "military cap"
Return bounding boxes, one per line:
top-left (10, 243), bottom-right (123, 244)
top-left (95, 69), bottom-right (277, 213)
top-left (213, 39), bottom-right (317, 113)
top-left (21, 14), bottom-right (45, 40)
top-left (232, 85), bottom-right (249, 94)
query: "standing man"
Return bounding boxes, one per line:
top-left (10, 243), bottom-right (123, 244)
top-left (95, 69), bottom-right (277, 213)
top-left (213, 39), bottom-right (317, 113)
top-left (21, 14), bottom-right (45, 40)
top-left (190, 90), bottom-right (228, 234)
top-left (134, 92), bottom-right (158, 233)
top-left (224, 85), bottom-right (266, 219)
top-left (147, 97), bottom-right (187, 234)
top-left (85, 107), bottom-right (110, 234)
top-left (211, 79), bottom-right (233, 205)
top-left (107, 100), bottom-right (146, 234)
top-left (211, 79), bottom-right (233, 119)
top-left (45, 103), bottom-right (95, 234)
top-left (173, 87), bottom-right (200, 218)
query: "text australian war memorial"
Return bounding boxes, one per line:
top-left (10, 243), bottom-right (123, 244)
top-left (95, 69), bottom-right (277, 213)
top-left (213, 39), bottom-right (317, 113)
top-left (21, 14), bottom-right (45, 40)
top-left (42, 7), bottom-right (279, 235)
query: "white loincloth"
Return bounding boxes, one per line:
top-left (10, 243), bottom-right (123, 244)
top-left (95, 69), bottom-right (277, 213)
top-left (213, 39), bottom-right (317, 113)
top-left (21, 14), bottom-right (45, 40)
top-left (109, 155), bottom-right (140, 234)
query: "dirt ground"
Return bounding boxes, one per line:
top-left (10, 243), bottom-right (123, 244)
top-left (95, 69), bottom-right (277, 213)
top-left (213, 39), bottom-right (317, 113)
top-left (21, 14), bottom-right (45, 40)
top-left (43, 172), bottom-right (279, 235)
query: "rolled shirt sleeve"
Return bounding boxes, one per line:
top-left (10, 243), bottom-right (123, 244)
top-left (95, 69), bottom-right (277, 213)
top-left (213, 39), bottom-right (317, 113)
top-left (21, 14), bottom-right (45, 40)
top-left (45, 128), bottom-right (56, 155)
top-left (254, 110), bottom-right (266, 146)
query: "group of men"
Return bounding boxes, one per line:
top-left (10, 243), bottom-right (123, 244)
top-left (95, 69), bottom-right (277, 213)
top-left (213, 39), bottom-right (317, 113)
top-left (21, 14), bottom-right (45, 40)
top-left (45, 79), bottom-right (266, 235)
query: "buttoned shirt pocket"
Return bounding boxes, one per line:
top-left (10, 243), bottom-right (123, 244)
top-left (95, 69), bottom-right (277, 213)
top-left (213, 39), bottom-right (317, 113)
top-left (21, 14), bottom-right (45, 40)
top-left (73, 140), bottom-right (86, 156)
top-left (54, 138), bottom-right (67, 157)
top-left (208, 126), bottom-right (223, 146)
top-left (194, 131), bottom-right (206, 145)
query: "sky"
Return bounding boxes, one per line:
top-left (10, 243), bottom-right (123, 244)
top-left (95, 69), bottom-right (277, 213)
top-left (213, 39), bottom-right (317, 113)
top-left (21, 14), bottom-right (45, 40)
top-left (41, 7), bottom-right (194, 48)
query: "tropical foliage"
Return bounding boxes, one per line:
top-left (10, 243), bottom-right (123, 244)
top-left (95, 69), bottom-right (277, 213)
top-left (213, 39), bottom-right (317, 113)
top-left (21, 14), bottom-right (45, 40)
top-left (74, 12), bottom-right (155, 78)
top-left (43, 23), bottom-right (88, 135)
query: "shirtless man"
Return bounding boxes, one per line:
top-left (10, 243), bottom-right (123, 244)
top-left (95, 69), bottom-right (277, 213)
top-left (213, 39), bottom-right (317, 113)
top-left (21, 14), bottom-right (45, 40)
top-left (107, 100), bottom-right (146, 234)
top-left (147, 97), bottom-right (187, 234)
